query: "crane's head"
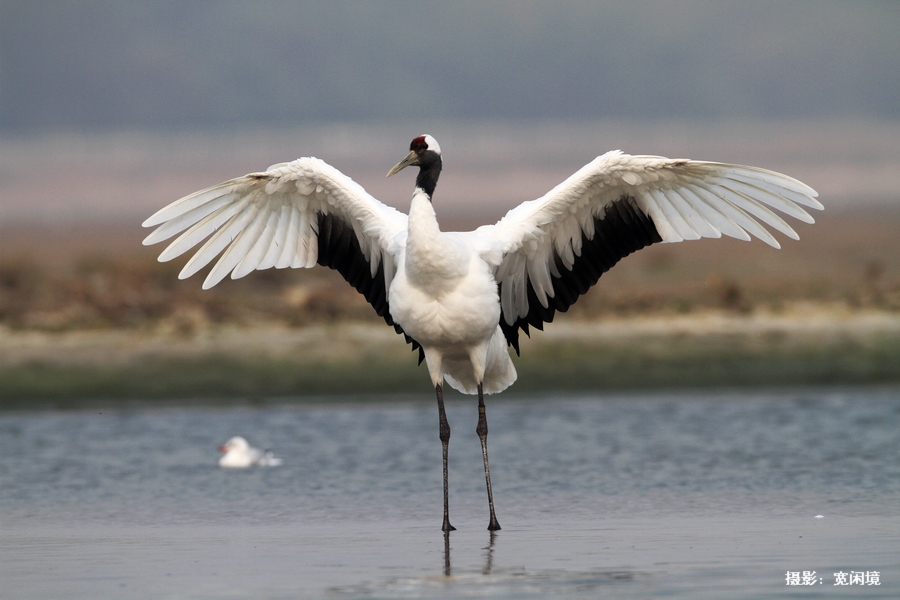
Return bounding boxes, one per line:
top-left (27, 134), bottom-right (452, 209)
top-left (386, 134), bottom-right (442, 177)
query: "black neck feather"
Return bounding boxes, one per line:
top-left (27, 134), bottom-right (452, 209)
top-left (415, 152), bottom-right (442, 199)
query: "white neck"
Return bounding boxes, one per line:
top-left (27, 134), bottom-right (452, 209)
top-left (408, 188), bottom-right (441, 240)
top-left (404, 188), bottom-right (466, 287)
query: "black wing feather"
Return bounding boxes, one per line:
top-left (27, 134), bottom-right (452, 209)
top-left (498, 195), bottom-right (662, 355)
top-left (316, 212), bottom-right (425, 364)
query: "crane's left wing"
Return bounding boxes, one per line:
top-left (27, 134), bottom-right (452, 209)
top-left (142, 157), bottom-right (427, 359)
top-left (480, 150), bottom-right (821, 353)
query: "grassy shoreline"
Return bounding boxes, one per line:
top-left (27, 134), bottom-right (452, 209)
top-left (3, 309), bottom-right (899, 408)
top-left (2, 210), bottom-right (899, 408)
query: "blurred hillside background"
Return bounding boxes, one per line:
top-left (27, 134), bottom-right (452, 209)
top-left (1, 1), bottom-right (899, 400)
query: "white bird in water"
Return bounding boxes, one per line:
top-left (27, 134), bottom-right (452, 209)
top-left (218, 436), bottom-right (283, 468)
top-left (144, 134), bottom-right (820, 530)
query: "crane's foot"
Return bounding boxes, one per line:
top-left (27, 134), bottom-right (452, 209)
top-left (477, 382), bottom-right (501, 532)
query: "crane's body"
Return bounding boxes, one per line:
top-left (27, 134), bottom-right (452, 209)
top-left (391, 188), bottom-right (515, 395)
top-left (143, 134), bottom-right (821, 531)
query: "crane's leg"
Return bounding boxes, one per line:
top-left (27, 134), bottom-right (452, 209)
top-left (436, 383), bottom-right (455, 532)
top-left (476, 382), bottom-right (501, 531)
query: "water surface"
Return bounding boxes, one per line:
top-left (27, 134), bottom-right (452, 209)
top-left (2, 388), bottom-right (898, 598)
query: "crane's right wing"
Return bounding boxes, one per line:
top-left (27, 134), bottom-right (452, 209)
top-left (480, 151), bottom-right (821, 353)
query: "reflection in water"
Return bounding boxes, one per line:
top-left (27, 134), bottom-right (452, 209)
top-left (442, 530), bottom-right (497, 578)
top-left (443, 530), bottom-right (451, 577)
top-left (482, 530), bottom-right (496, 575)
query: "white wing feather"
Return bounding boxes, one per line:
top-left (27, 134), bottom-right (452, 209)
top-left (142, 157), bottom-right (408, 290)
top-left (485, 150), bottom-right (820, 323)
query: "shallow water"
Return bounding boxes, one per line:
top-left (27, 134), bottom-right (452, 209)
top-left (2, 387), bottom-right (898, 599)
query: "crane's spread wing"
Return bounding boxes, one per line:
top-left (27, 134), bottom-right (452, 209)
top-left (142, 157), bottom-right (425, 361)
top-left (483, 150), bottom-right (822, 353)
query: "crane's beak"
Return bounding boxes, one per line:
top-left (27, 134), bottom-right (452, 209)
top-left (387, 151), bottom-right (418, 177)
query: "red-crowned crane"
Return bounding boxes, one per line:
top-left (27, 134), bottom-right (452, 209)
top-left (143, 134), bottom-right (821, 531)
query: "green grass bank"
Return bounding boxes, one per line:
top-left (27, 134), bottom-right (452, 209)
top-left (2, 310), bottom-right (899, 409)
